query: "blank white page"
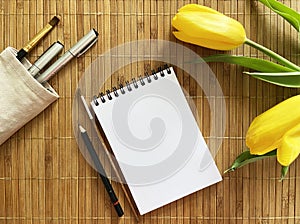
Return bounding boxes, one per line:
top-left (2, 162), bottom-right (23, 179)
top-left (91, 67), bottom-right (222, 215)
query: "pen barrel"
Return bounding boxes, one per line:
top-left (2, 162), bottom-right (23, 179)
top-left (36, 52), bottom-right (73, 83)
top-left (24, 24), bottom-right (53, 52)
top-left (69, 29), bottom-right (98, 56)
top-left (100, 176), bottom-right (124, 217)
top-left (114, 202), bottom-right (124, 217)
top-left (29, 41), bottom-right (64, 77)
top-left (28, 65), bottom-right (41, 77)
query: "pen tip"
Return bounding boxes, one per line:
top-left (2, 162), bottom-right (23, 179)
top-left (56, 40), bottom-right (64, 47)
top-left (78, 124), bottom-right (86, 133)
top-left (92, 28), bottom-right (99, 36)
top-left (76, 88), bottom-right (82, 96)
top-left (49, 16), bottom-right (60, 26)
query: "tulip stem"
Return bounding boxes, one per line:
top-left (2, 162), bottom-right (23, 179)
top-left (245, 38), bottom-right (300, 71)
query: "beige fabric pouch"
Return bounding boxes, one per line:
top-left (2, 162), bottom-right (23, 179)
top-left (0, 47), bottom-right (59, 145)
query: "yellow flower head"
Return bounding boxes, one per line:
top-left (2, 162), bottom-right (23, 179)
top-left (172, 4), bottom-right (247, 50)
top-left (246, 95), bottom-right (300, 166)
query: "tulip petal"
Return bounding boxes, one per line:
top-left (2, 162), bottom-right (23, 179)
top-left (172, 12), bottom-right (246, 46)
top-left (247, 138), bottom-right (280, 155)
top-left (178, 4), bottom-right (222, 15)
top-left (277, 123), bottom-right (300, 166)
top-left (173, 31), bottom-right (239, 51)
top-left (246, 95), bottom-right (300, 155)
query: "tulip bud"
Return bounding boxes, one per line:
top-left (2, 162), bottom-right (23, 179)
top-left (172, 4), bottom-right (247, 50)
top-left (277, 123), bottom-right (300, 166)
top-left (246, 95), bottom-right (300, 166)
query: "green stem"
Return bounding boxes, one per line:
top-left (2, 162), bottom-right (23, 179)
top-left (245, 38), bottom-right (300, 71)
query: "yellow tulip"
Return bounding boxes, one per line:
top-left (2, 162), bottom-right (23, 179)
top-left (278, 123), bottom-right (300, 166)
top-left (172, 4), bottom-right (247, 50)
top-left (246, 95), bottom-right (300, 166)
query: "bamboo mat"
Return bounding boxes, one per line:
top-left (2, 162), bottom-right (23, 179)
top-left (0, 0), bottom-right (300, 223)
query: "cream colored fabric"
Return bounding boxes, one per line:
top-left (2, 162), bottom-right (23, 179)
top-left (0, 47), bottom-right (59, 145)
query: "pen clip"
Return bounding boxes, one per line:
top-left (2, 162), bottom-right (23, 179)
top-left (77, 37), bottom-right (98, 57)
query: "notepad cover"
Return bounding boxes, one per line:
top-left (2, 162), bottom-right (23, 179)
top-left (91, 67), bottom-right (222, 215)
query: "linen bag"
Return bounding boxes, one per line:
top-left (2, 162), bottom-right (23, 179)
top-left (0, 47), bottom-right (59, 145)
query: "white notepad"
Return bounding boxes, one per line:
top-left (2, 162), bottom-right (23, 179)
top-left (91, 67), bottom-right (222, 215)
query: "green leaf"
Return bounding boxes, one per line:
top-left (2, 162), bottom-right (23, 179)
top-left (258, 0), bottom-right (300, 31)
top-left (244, 71), bottom-right (300, 87)
top-left (202, 55), bottom-right (294, 72)
top-left (280, 166), bottom-right (289, 181)
top-left (224, 149), bottom-right (277, 173)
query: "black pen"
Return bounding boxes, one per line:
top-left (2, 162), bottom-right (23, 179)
top-left (78, 124), bottom-right (124, 217)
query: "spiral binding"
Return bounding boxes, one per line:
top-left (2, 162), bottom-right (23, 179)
top-left (93, 65), bottom-right (171, 106)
